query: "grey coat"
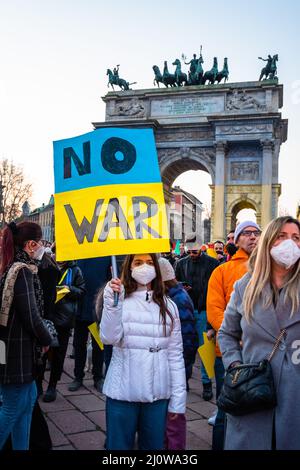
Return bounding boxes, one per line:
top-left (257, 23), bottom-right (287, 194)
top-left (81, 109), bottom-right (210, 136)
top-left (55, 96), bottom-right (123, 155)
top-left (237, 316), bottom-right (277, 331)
top-left (218, 273), bottom-right (300, 450)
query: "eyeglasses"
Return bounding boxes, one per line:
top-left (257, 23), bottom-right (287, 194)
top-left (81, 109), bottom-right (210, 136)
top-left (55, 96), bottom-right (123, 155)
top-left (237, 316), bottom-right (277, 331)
top-left (187, 250), bottom-right (199, 254)
top-left (240, 230), bottom-right (261, 237)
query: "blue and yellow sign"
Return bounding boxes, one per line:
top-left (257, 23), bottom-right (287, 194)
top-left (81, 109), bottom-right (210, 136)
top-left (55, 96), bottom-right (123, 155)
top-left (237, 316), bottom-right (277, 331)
top-left (54, 128), bottom-right (169, 261)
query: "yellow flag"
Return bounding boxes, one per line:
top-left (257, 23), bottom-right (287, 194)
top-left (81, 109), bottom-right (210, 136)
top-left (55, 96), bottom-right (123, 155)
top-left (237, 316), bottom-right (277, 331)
top-left (198, 332), bottom-right (216, 379)
top-left (55, 286), bottom-right (70, 303)
top-left (88, 322), bottom-right (104, 351)
top-left (207, 248), bottom-right (218, 259)
top-left (55, 182), bottom-right (169, 261)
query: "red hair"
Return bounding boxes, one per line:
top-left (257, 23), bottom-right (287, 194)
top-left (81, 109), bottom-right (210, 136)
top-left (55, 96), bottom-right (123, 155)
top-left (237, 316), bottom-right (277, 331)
top-left (0, 222), bottom-right (42, 274)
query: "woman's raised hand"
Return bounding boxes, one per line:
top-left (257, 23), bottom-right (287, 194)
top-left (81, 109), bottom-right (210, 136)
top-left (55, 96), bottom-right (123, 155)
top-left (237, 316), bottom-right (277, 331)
top-left (109, 278), bottom-right (122, 293)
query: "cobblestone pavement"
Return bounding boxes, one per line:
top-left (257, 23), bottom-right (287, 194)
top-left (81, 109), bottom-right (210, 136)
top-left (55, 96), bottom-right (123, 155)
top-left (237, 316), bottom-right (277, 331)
top-left (40, 349), bottom-right (216, 450)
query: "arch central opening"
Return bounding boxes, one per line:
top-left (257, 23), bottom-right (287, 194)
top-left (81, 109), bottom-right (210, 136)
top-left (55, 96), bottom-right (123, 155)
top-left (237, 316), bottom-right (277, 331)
top-left (231, 201), bottom-right (257, 229)
top-left (161, 156), bottom-right (213, 244)
top-left (161, 156), bottom-right (213, 243)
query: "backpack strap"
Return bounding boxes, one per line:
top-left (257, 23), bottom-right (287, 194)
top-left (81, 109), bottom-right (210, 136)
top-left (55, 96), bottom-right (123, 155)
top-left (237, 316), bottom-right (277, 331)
top-left (0, 262), bottom-right (38, 327)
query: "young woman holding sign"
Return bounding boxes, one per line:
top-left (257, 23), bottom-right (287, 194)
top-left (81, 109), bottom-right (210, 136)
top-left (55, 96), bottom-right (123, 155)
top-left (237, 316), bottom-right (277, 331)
top-left (98, 253), bottom-right (186, 450)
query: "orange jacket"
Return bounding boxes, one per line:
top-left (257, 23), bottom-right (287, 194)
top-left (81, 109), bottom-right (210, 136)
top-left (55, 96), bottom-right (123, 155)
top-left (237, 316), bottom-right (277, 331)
top-left (207, 249), bottom-right (249, 356)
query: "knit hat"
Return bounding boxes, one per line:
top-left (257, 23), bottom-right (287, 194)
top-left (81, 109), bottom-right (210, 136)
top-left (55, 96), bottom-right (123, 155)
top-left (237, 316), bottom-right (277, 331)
top-left (158, 257), bottom-right (175, 282)
top-left (185, 232), bottom-right (202, 251)
top-left (234, 220), bottom-right (261, 243)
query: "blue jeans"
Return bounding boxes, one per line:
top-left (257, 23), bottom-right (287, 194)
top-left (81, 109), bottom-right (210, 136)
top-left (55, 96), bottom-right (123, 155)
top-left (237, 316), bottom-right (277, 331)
top-left (0, 381), bottom-right (37, 450)
top-left (214, 356), bottom-right (225, 399)
top-left (106, 397), bottom-right (168, 450)
top-left (194, 310), bottom-right (211, 385)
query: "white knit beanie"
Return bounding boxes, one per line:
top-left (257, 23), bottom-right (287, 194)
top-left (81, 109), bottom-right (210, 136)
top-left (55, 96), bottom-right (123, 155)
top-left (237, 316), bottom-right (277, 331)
top-left (158, 257), bottom-right (176, 282)
top-left (185, 232), bottom-right (202, 251)
top-left (234, 220), bottom-right (261, 243)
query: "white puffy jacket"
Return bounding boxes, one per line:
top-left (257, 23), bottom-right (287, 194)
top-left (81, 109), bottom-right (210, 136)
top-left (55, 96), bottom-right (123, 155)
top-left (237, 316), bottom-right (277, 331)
top-left (100, 284), bottom-right (186, 413)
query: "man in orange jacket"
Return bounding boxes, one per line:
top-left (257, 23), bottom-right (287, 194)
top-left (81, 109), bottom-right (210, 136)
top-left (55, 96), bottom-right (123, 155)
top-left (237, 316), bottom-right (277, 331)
top-left (207, 220), bottom-right (261, 450)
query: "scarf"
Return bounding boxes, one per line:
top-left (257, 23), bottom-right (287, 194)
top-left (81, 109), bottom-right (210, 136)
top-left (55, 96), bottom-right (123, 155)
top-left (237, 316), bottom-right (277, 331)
top-left (0, 250), bottom-right (44, 327)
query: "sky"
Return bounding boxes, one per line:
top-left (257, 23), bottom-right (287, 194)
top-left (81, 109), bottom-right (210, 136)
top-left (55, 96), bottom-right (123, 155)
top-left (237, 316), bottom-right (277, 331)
top-left (0, 0), bottom-right (299, 220)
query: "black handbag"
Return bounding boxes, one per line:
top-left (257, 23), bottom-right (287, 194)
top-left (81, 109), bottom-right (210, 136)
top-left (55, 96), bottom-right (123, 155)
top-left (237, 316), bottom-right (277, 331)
top-left (217, 329), bottom-right (286, 416)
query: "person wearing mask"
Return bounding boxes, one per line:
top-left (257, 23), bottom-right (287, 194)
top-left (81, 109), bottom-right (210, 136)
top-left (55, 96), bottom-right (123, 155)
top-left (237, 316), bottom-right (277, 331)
top-left (158, 257), bottom-right (198, 450)
top-left (175, 233), bottom-right (219, 400)
top-left (225, 230), bottom-right (238, 261)
top-left (225, 241), bottom-right (238, 260)
top-left (207, 220), bottom-right (261, 448)
top-left (218, 216), bottom-right (300, 450)
top-left (213, 241), bottom-right (227, 264)
top-left (98, 253), bottom-right (186, 450)
top-left (43, 259), bottom-right (86, 402)
top-left (0, 222), bottom-right (52, 450)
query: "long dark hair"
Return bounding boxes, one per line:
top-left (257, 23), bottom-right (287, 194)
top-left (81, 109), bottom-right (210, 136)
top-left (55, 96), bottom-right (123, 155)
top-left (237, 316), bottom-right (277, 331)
top-left (0, 221), bottom-right (42, 274)
top-left (121, 253), bottom-right (174, 332)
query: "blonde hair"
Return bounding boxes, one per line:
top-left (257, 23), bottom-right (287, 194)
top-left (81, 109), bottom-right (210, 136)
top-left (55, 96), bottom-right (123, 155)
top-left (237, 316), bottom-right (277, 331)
top-left (243, 216), bottom-right (300, 322)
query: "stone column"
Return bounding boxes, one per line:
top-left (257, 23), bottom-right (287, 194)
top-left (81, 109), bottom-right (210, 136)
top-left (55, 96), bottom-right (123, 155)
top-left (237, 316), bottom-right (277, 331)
top-left (212, 141), bottom-right (226, 240)
top-left (261, 140), bottom-right (274, 228)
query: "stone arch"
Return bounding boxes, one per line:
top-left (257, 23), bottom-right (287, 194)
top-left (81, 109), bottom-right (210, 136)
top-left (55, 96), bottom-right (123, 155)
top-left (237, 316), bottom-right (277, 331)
top-left (227, 197), bottom-right (261, 233)
top-left (158, 148), bottom-right (215, 200)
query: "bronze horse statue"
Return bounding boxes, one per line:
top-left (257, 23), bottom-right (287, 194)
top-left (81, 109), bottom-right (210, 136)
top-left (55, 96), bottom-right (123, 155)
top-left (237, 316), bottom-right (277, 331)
top-left (172, 59), bottom-right (188, 86)
top-left (107, 69), bottom-right (131, 91)
top-left (162, 61), bottom-right (177, 87)
top-left (259, 54), bottom-right (278, 80)
top-left (216, 58), bottom-right (229, 83)
top-left (153, 65), bottom-right (164, 87)
top-left (202, 57), bottom-right (218, 85)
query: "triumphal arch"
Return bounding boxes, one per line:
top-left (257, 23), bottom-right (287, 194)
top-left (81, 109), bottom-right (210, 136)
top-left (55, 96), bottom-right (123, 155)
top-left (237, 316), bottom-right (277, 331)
top-left (93, 79), bottom-right (287, 240)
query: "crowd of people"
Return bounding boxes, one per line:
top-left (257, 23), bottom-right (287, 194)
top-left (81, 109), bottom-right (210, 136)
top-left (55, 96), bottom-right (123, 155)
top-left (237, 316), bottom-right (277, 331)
top-left (0, 216), bottom-right (300, 450)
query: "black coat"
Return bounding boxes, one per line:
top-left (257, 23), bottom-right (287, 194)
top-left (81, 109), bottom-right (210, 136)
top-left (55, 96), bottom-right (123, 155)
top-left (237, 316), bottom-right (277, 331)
top-left (0, 268), bottom-right (52, 385)
top-left (38, 254), bottom-right (60, 322)
top-left (76, 257), bottom-right (111, 323)
top-left (175, 253), bottom-right (219, 312)
top-left (54, 262), bottom-right (86, 328)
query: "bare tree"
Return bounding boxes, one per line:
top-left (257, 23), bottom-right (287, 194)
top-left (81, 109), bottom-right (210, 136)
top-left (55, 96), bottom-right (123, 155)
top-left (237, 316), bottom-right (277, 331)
top-left (0, 159), bottom-right (32, 226)
top-left (203, 202), bottom-right (212, 220)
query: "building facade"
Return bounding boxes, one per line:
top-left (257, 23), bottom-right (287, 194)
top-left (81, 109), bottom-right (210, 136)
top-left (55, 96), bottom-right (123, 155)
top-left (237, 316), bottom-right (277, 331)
top-left (18, 196), bottom-right (55, 242)
top-left (169, 186), bottom-right (203, 242)
top-left (95, 79), bottom-right (288, 240)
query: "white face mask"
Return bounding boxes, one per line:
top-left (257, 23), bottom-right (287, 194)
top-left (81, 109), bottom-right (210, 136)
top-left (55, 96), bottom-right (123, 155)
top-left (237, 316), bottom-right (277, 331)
top-left (270, 239), bottom-right (300, 269)
top-left (131, 263), bottom-right (156, 285)
top-left (32, 245), bottom-right (45, 261)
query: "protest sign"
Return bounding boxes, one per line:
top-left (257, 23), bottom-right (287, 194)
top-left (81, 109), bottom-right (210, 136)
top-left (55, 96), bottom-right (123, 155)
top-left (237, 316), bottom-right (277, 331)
top-left (54, 128), bottom-right (169, 261)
